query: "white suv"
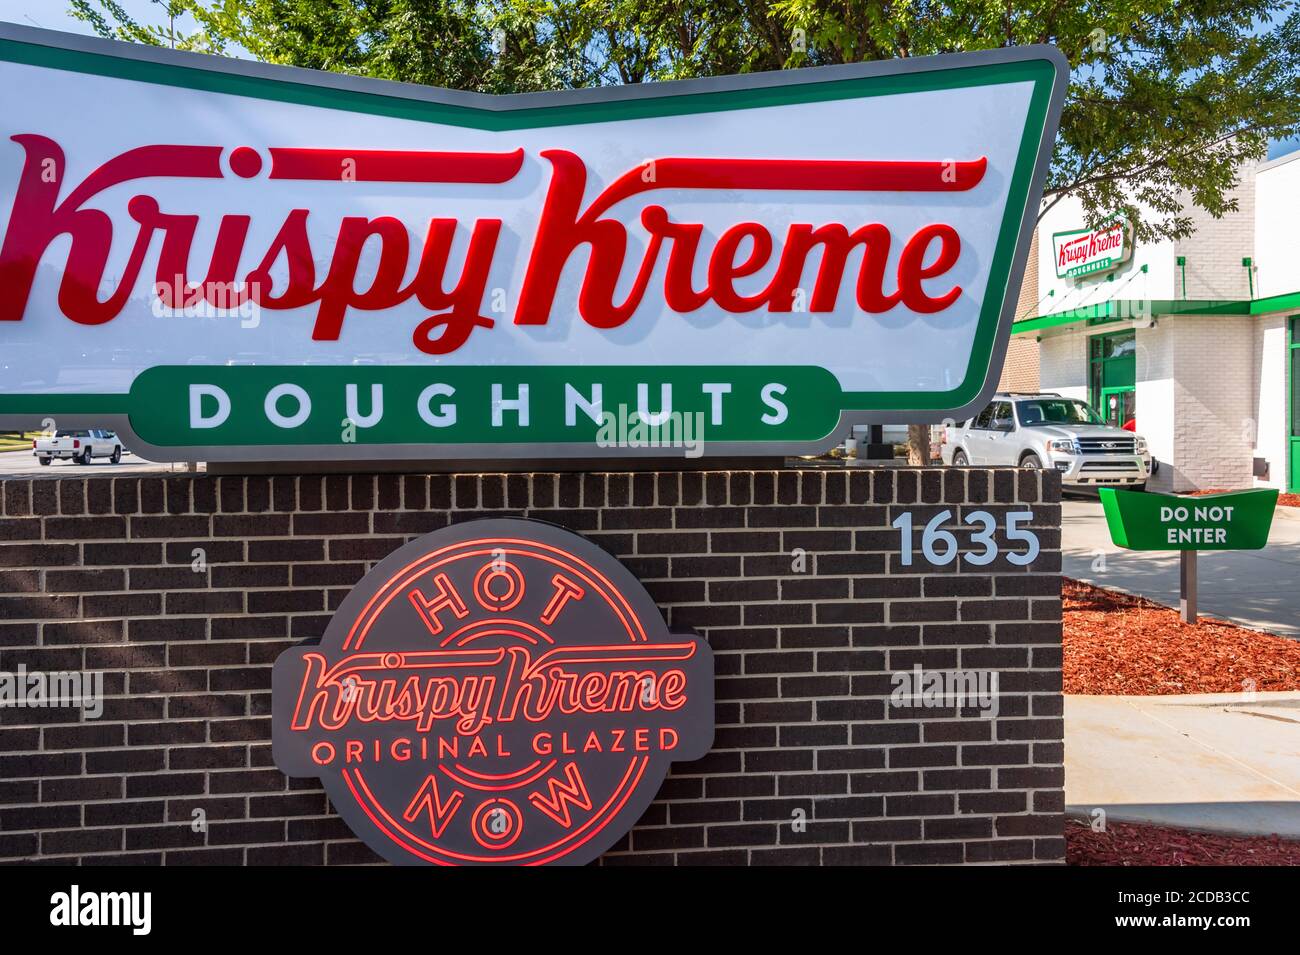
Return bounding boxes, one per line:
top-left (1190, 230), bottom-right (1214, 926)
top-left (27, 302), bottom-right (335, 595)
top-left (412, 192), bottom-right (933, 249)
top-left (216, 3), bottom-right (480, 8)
top-left (941, 393), bottom-right (1152, 490)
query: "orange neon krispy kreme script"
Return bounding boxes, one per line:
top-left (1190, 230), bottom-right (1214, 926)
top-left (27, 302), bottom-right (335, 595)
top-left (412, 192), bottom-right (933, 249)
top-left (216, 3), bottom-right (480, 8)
top-left (287, 644), bottom-right (697, 736)
top-left (271, 518), bottom-right (714, 866)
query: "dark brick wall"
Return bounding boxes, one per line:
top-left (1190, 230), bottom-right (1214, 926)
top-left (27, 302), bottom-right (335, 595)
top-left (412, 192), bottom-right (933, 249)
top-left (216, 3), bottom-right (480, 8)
top-left (0, 467), bottom-right (1063, 865)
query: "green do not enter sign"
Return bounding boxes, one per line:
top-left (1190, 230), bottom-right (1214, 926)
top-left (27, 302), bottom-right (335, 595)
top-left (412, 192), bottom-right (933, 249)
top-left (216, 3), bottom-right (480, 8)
top-left (1099, 488), bottom-right (1278, 551)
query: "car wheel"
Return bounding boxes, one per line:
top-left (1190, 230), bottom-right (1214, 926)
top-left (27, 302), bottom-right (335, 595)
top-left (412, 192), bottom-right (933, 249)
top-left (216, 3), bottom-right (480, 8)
top-left (110, 446), bottom-right (121, 464)
top-left (952, 450), bottom-right (969, 467)
top-left (78, 448), bottom-right (92, 465)
top-left (1019, 453), bottom-right (1043, 469)
top-left (1132, 482), bottom-right (1146, 492)
top-left (38, 457), bottom-right (50, 466)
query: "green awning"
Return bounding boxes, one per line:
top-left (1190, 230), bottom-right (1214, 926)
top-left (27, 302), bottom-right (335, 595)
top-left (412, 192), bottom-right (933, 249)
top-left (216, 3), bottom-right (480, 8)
top-left (1249, 289), bottom-right (1300, 315)
top-left (1011, 289), bottom-right (1300, 336)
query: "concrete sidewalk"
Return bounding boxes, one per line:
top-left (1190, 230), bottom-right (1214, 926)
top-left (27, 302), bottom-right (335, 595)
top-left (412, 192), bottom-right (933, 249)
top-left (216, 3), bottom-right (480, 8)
top-left (1066, 692), bottom-right (1300, 837)
top-left (1062, 497), bottom-right (1300, 639)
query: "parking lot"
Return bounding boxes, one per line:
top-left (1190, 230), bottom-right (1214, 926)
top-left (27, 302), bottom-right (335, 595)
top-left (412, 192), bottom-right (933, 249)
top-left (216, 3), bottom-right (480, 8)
top-left (0, 448), bottom-right (184, 479)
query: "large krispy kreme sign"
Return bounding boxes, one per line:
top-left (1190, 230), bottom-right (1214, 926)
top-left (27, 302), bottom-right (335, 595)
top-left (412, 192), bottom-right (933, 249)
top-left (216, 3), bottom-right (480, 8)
top-left (1052, 217), bottom-right (1131, 279)
top-left (272, 518), bottom-right (714, 866)
top-left (0, 26), bottom-right (1065, 461)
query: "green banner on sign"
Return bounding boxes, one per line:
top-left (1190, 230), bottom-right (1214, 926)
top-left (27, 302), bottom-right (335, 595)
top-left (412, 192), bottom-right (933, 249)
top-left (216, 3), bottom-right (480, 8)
top-left (1098, 488), bottom-right (1278, 551)
top-left (127, 365), bottom-right (843, 448)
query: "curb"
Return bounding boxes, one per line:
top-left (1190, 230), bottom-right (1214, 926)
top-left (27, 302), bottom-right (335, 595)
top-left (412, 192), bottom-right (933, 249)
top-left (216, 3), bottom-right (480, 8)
top-left (1067, 690), bottom-right (1300, 704)
top-left (1065, 805), bottom-right (1300, 841)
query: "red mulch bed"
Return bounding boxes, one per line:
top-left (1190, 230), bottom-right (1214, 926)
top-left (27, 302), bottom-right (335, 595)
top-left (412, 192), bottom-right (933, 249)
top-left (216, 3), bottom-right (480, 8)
top-left (1067, 818), bottom-right (1300, 865)
top-left (1063, 579), bottom-right (1300, 695)
top-left (1190, 487), bottom-right (1300, 508)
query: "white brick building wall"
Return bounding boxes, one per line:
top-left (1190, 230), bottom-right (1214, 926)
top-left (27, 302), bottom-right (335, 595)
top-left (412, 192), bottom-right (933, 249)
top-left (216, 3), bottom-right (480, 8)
top-left (1036, 196), bottom-right (1178, 307)
top-left (1038, 327), bottom-right (1087, 401)
top-left (1174, 166), bottom-right (1257, 301)
top-left (1169, 315), bottom-right (1256, 491)
top-left (1000, 231), bottom-right (1041, 392)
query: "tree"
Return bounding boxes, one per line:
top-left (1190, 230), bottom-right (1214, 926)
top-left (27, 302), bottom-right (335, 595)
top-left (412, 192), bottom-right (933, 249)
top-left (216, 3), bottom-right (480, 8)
top-left (72, 0), bottom-right (595, 92)
top-left (73, 0), bottom-right (1300, 238)
top-left (70, 0), bottom-right (221, 51)
top-left (71, 0), bottom-right (1300, 461)
top-left (906, 424), bottom-right (931, 466)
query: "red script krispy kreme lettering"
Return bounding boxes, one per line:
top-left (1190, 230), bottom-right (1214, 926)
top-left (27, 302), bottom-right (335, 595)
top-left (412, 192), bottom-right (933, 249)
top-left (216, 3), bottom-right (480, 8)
top-left (271, 518), bottom-right (714, 866)
top-left (0, 137), bottom-right (519, 355)
top-left (0, 137), bottom-right (984, 353)
top-left (1052, 218), bottom-right (1131, 279)
top-left (1057, 222), bottom-right (1123, 269)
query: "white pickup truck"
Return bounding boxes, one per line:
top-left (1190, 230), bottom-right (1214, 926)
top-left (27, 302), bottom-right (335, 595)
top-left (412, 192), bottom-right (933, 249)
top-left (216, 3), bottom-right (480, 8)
top-left (33, 430), bottom-right (124, 466)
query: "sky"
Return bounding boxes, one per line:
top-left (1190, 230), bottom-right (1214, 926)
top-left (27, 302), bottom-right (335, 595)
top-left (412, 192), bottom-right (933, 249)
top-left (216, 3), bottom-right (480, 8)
top-left (1, 0), bottom-right (1298, 158)
top-left (0, 0), bottom-right (192, 36)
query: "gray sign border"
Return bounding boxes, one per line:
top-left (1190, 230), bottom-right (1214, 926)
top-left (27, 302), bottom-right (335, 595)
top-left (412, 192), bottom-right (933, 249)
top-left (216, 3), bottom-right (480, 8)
top-left (0, 23), bottom-right (1068, 463)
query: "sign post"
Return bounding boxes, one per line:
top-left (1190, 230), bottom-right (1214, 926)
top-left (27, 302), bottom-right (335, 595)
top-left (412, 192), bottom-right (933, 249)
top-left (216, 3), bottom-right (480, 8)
top-left (1179, 550), bottom-right (1197, 624)
top-left (1098, 488), bottom-right (1278, 624)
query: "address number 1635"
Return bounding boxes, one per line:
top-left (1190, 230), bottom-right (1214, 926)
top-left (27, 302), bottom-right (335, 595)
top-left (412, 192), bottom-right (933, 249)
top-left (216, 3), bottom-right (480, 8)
top-left (891, 510), bottom-right (1040, 567)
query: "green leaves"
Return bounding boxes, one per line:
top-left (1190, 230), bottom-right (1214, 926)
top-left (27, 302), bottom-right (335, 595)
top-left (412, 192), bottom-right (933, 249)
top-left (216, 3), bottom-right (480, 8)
top-left (71, 0), bottom-right (227, 52)
top-left (1048, 0), bottom-right (1300, 239)
top-left (68, 0), bottom-right (1300, 240)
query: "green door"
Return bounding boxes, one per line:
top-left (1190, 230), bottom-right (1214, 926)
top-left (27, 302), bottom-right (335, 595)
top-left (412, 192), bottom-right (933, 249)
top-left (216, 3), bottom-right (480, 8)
top-left (1090, 330), bottom-right (1137, 426)
top-left (1290, 317), bottom-right (1300, 492)
top-left (1100, 386), bottom-right (1136, 430)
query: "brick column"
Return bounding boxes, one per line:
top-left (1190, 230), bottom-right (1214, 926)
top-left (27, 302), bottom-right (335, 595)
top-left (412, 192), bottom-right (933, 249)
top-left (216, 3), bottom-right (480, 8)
top-left (0, 468), bottom-right (1063, 865)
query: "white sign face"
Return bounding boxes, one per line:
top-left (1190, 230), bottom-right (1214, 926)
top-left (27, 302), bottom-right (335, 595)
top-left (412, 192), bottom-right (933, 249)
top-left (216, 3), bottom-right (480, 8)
top-left (0, 26), bottom-right (1065, 461)
top-left (1052, 218), bottom-right (1132, 279)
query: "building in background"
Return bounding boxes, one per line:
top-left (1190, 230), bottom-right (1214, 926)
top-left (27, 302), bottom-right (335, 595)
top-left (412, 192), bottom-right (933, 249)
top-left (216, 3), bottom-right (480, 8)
top-left (999, 230), bottom-right (1041, 393)
top-left (1009, 147), bottom-right (1300, 492)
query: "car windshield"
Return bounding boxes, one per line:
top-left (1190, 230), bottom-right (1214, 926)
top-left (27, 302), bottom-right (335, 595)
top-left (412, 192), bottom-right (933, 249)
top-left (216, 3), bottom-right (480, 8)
top-left (1015, 399), bottom-right (1102, 426)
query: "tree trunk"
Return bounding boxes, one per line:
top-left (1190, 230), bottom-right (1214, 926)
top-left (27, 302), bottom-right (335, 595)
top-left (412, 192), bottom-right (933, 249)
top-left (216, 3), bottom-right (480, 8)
top-left (906, 424), bottom-right (930, 467)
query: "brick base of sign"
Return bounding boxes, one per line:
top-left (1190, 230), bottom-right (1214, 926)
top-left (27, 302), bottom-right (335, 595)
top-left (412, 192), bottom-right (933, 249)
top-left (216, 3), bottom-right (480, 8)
top-left (0, 468), bottom-right (1063, 866)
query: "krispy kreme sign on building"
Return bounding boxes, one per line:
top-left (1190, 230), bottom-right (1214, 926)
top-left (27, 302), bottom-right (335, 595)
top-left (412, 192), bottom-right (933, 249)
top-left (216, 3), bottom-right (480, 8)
top-left (0, 26), bottom-right (1065, 461)
top-left (272, 518), bottom-right (714, 866)
top-left (1052, 217), bottom-right (1132, 279)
